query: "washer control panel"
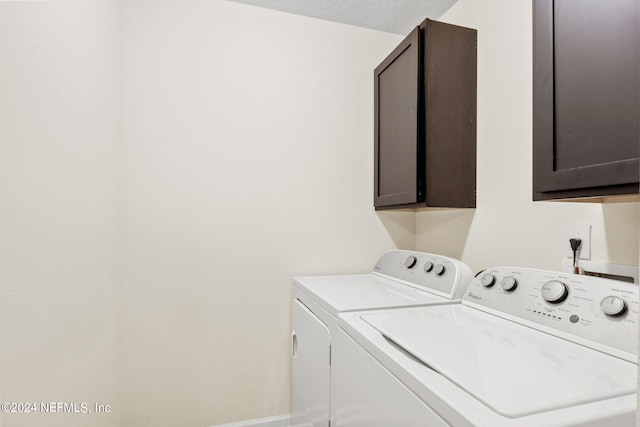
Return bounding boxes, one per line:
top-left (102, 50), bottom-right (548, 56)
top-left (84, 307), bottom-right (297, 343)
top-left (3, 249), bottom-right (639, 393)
top-left (373, 250), bottom-right (474, 300)
top-left (464, 267), bottom-right (639, 357)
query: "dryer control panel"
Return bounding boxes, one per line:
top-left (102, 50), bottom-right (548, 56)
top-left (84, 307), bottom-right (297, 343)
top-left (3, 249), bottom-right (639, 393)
top-left (373, 250), bottom-right (474, 300)
top-left (463, 267), bottom-right (639, 361)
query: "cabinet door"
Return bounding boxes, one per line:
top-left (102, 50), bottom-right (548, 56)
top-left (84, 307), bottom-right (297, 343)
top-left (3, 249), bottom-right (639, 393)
top-left (374, 27), bottom-right (422, 208)
top-left (533, 0), bottom-right (639, 200)
top-left (291, 299), bottom-right (330, 427)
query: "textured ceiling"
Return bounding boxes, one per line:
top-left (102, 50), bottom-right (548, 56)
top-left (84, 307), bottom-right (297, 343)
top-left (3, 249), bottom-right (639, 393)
top-left (229, 0), bottom-right (458, 34)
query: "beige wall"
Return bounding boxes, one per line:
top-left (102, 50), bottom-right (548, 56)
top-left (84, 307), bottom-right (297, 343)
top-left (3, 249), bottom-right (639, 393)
top-left (0, 1), bottom-right (122, 426)
top-left (119, 1), bottom-right (409, 425)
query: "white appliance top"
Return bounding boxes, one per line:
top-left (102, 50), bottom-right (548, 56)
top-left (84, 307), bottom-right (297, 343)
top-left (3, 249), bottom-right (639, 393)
top-left (294, 250), bottom-right (474, 316)
top-left (344, 266), bottom-right (638, 422)
top-left (363, 304), bottom-right (637, 418)
top-left (294, 274), bottom-right (446, 315)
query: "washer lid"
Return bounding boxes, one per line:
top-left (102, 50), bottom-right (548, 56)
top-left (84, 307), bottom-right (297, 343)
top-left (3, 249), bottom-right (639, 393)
top-left (362, 305), bottom-right (638, 418)
top-left (295, 274), bottom-right (447, 315)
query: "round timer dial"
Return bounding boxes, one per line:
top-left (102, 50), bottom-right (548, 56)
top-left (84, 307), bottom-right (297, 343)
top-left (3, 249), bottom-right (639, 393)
top-left (600, 296), bottom-right (627, 317)
top-left (480, 273), bottom-right (496, 287)
top-left (404, 255), bottom-right (418, 269)
top-left (541, 280), bottom-right (569, 304)
top-left (501, 276), bottom-right (518, 292)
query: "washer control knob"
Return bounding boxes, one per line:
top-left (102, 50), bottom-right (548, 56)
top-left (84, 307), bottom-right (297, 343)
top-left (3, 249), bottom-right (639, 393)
top-left (541, 280), bottom-right (569, 304)
top-left (600, 296), bottom-right (627, 317)
top-left (501, 276), bottom-right (518, 292)
top-left (424, 261), bottom-right (434, 272)
top-left (434, 264), bottom-right (446, 276)
top-left (480, 273), bottom-right (496, 287)
top-left (404, 255), bottom-right (418, 269)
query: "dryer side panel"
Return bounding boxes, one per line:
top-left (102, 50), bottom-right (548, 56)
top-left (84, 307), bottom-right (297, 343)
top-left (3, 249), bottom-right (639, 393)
top-left (331, 326), bottom-right (449, 427)
top-left (292, 299), bottom-right (331, 427)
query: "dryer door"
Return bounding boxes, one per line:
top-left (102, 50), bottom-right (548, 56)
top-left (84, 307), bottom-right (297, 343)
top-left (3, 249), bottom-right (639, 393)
top-left (292, 299), bottom-right (330, 427)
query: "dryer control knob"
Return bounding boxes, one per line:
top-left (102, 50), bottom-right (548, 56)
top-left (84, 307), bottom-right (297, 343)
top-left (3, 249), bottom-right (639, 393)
top-left (600, 296), bottom-right (627, 317)
top-left (501, 276), bottom-right (518, 292)
top-left (424, 261), bottom-right (434, 272)
top-left (541, 280), bottom-right (568, 303)
top-left (480, 273), bottom-right (496, 287)
top-left (404, 255), bottom-right (418, 269)
top-left (434, 264), bottom-right (446, 276)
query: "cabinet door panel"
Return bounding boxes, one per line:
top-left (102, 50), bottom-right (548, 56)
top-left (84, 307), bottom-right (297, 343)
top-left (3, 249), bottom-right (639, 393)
top-left (374, 27), bottom-right (421, 207)
top-left (533, 0), bottom-right (640, 198)
top-left (554, 0), bottom-right (639, 171)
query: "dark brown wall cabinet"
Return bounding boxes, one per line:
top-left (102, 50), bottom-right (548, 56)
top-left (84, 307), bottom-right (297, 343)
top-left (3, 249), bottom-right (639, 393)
top-left (374, 19), bottom-right (477, 210)
top-left (533, 0), bottom-right (640, 201)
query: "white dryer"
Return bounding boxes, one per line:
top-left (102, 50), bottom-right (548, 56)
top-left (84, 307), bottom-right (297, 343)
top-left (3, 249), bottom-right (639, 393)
top-left (335, 267), bottom-right (639, 426)
top-left (291, 250), bottom-right (474, 427)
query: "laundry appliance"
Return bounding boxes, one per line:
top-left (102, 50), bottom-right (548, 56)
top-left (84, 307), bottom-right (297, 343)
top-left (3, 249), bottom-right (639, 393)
top-left (335, 267), bottom-right (638, 426)
top-left (291, 250), bottom-right (474, 427)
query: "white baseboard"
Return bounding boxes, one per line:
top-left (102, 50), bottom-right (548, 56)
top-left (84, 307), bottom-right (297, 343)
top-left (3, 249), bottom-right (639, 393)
top-left (210, 414), bottom-right (290, 427)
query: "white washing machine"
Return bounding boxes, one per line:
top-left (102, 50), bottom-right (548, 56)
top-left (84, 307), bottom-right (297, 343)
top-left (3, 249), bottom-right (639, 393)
top-left (291, 250), bottom-right (474, 427)
top-left (335, 267), bottom-right (639, 426)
